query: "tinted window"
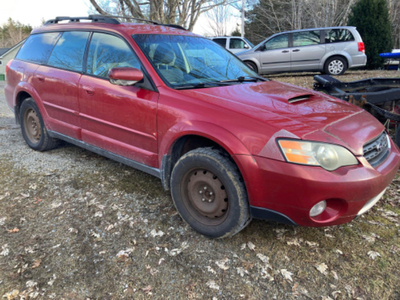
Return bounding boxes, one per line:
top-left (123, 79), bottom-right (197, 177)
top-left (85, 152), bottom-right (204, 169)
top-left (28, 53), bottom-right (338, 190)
top-left (264, 34), bottom-right (289, 51)
top-left (229, 38), bottom-right (246, 49)
top-left (86, 33), bottom-right (141, 78)
top-left (293, 31), bottom-right (321, 47)
top-left (213, 38), bottom-right (227, 48)
top-left (16, 33), bottom-right (60, 64)
top-left (325, 29), bottom-right (354, 43)
top-left (47, 32), bottom-right (89, 72)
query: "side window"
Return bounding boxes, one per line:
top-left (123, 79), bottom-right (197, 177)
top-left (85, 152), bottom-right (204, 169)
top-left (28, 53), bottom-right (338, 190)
top-left (229, 38), bottom-right (245, 49)
top-left (264, 34), bottom-right (289, 51)
top-left (213, 38), bottom-right (227, 48)
top-left (293, 31), bottom-right (321, 47)
top-left (86, 33), bottom-right (141, 78)
top-left (47, 32), bottom-right (89, 72)
top-left (16, 32), bottom-right (60, 64)
top-left (325, 29), bottom-right (355, 43)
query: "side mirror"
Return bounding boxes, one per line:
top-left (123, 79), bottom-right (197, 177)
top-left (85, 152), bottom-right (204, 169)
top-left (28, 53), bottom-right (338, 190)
top-left (244, 44), bottom-right (249, 49)
top-left (256, 44), bottom-right (265, 52)
top-left (108, 67), bottom-right (144, 86)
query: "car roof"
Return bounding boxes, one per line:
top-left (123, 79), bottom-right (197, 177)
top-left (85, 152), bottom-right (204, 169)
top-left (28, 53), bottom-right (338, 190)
top-left (271, 26), bottom-right (357, 36)
top-left (31, 18), bottom-right (199, 37)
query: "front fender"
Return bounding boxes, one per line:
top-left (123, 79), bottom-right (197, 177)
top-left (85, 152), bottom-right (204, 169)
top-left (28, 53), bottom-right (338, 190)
top-left (159, 120), bottom-right (252, 165)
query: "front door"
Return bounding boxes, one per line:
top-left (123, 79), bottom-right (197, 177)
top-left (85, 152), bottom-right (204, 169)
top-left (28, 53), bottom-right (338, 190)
top-left (259, 34), bottom-right (291, 73)
top-left (79, 32), bottom-right (159, 167)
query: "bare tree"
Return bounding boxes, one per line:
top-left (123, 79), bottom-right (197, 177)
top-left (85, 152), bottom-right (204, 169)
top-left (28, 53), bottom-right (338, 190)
top-left (89, 0), bottom-right (230, 31)
top-left (0, 19), bottom-right (32, 48)
top-left (387, 0), bottom-right (400, 48)
top-left (204, 1), bottom-right (231, 36)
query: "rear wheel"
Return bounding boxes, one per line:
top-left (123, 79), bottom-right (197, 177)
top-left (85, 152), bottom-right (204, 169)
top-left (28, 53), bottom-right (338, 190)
top-left (170, 148), bottom-right (251, 238)
top-left (20, 98), bottom-right (58, 151)
top-left (324, 56), bottom-right (347, 75)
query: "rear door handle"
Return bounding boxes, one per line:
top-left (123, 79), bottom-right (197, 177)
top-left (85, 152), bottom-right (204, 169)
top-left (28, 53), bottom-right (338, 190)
top-left (36, 75), bottom-right (45, 82)
top-left (83, 86), bottom-right (95, 95)
top-left (292, 49), bottom-right (300, 52)
top-left (282, 50), bottom-right (289, 53)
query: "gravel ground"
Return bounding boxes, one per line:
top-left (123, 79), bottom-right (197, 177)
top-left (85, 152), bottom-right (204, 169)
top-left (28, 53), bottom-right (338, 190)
top-left (0, 72), bottom-right (399, 300)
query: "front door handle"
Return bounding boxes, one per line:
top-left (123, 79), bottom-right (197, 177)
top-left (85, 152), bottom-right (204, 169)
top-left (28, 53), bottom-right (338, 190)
top-left (83, 86), bottom-right (95, 95)
top-left (282, 50), bottom-right (289, 53)
top-left (292, 49), bottom-right (300, 52)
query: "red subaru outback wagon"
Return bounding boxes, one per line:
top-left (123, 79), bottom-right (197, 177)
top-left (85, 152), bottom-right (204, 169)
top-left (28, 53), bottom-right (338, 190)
top-left (5, 15), bottom-right (400, 238)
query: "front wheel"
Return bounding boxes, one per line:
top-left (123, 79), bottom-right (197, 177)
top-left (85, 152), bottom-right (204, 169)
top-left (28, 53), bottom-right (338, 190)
top-left (170, 148), bottom-right (251, 238)
top-left (245, 61), bottom-right (258, 74)
top-left (20, 98), bottom-right (58, 151)
top-left (324, 56), bottom-right (347, 75)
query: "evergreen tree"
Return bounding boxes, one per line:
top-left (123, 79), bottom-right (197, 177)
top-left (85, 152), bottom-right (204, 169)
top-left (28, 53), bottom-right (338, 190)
top-left (231, 27), bottom-right (241, 36)
top-left (348, 0), bottom-right (393, 69)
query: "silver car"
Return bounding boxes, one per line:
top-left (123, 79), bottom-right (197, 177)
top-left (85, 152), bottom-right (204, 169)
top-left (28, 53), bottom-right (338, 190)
top-left (237, 26), bottom-right (367, 75)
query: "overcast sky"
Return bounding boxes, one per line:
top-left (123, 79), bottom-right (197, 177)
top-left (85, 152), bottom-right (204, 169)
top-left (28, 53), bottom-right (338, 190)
top-left (1, 0), bottom-right (239, 35)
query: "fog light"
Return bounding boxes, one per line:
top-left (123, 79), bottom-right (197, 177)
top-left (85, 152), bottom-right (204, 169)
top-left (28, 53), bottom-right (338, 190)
top-left (310, 200), bottom-right (327, 217)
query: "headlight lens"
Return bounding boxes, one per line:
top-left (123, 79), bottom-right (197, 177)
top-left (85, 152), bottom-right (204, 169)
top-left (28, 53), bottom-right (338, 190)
top-left (277, 139), bottom-right (358, 171)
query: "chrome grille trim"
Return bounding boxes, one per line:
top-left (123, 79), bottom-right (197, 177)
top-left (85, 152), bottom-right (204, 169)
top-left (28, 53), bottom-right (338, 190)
top-left (363, 132), bottom-right (390, 167)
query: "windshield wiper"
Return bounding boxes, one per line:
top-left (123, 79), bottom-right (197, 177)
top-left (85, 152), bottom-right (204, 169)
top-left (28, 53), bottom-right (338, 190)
top-left (174, 82), bottom-right (232, 90)
top-left (219, 76), bottom-right (268, 83)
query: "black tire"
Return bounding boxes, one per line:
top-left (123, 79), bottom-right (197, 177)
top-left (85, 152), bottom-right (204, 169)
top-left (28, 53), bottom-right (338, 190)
top-left (324, 56), bottom-right (347, 75)
top-left (20, 98), bottom-right (58, 151)
top-left (170, 147), bottom-right (251, 238)
top-left (245, 61), bottom-right (258, 74)
top-left (395, 126), bottom-right (400, 149)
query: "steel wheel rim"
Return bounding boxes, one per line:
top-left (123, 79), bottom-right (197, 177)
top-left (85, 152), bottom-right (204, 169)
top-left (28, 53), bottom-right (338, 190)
top-left (24, 108), bottom-right (41, 143)
top-left (328, 60), bottom-right (344, 75)
top-left (181, 168), bottom-right (229, 225)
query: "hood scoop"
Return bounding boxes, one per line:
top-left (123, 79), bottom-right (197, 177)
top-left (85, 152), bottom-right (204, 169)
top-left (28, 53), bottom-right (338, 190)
top-left (288, 94), bottom-right (313, 104)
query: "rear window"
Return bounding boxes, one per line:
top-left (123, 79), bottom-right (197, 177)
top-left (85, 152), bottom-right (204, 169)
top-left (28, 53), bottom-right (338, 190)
top-left (16, 33), bottom-right (60, 64)
top-left (325, 29), bottom-right (355, 43)
top-left (213, 38), bottom-right (227, 48)
top-left (47, 31), bottom-right (89, 72)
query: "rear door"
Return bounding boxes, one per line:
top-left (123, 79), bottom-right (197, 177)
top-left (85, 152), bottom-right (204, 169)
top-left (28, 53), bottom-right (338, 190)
top-left (78, 32), bottom-right (159, 167)
top-left (34, 31), bottom-right (89, 139)
top-left (212, 38), bottom-right (227, 49)
top-left (259, 34), bottom-right (291, 73)
top-left (290, 30), bottom-right (325, 71)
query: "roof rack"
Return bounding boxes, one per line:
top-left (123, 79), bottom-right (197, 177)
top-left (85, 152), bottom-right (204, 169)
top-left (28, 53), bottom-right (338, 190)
top-left (44, 15), bottom-right (187, 30)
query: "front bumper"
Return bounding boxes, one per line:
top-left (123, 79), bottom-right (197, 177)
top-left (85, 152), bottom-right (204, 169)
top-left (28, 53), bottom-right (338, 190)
top-left (234, 139), bottom-right (400, 227)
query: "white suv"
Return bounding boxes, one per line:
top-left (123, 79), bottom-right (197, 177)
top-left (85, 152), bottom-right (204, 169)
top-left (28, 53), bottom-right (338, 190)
top-left (237, 26), bottom-right (366, 75)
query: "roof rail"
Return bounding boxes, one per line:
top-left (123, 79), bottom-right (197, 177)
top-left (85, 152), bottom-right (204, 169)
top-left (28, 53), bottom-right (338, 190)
top-left (44, 14), bottom-right (187, 30)
top-left (44, 15), bottom-right (120, 25)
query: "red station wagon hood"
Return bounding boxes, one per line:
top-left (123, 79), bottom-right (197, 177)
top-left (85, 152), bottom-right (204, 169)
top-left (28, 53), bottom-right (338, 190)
top-left (183, 80), bottom-right (384, 156)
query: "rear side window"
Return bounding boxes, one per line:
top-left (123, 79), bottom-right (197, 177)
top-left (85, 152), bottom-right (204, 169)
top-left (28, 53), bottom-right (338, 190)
top-left (325, 29), bottom-right (355, 43)
top-left (16, 33), bottom-right (60, 64)
top-left (47, 31), bottom-right (89, 72)
top-left (293, 31), bottom-right (321, 47)
top-left (86, 33), bottom-right (141, 78)
top-left (213, 38), bottom-right (227, 48)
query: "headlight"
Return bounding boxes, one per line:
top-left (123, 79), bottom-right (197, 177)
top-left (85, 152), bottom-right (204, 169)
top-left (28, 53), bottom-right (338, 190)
top-left (277, 139), bottom-right (358, 171)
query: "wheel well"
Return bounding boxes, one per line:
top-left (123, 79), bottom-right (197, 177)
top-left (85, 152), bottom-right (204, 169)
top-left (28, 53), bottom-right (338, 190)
top-left (161, 135), bottom-right (235, 191)
top-left (15, 91), bottom-right (32, 124)
top-left (325, 55), bottom-right (348, 68)
top-left (244, 60), bottom-right (258, 72)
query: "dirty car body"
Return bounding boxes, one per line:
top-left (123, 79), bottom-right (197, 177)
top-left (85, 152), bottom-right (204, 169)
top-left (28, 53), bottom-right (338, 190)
top-left (4, 16), bottom-right (400, 238)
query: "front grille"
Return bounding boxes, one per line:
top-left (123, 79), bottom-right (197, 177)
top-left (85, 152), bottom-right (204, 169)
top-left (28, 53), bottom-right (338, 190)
top-left (363, 132), bottom-right (390, 167)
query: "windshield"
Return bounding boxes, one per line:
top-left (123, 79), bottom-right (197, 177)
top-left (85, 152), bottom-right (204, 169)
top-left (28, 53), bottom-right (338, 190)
top-left (133, 34), bottom-right (259, 89)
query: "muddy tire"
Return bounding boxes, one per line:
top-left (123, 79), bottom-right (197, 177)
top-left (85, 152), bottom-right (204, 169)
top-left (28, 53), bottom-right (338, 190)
top-left (324, 56), bottom-right (347, 75)
top-left (170, 147), bottom-right (251, 238)
top-left (20, 98), bottom-right (58, 151)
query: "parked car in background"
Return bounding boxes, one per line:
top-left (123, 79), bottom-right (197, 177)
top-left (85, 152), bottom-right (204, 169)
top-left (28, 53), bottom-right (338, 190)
top-left (5, 17), bottom-right (399, 238)
top-left (211, 36), bottom-right (254, 54)
top-left (237, 26), bottom-right (366, 75)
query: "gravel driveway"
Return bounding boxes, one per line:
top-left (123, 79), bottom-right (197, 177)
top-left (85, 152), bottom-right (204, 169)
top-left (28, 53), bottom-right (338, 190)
top-left (0, 75), bottom-right (399, 300)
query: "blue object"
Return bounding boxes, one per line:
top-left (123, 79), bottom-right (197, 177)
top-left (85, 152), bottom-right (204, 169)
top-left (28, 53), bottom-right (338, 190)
top-left (380, 52), bottom-right (400, 58)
